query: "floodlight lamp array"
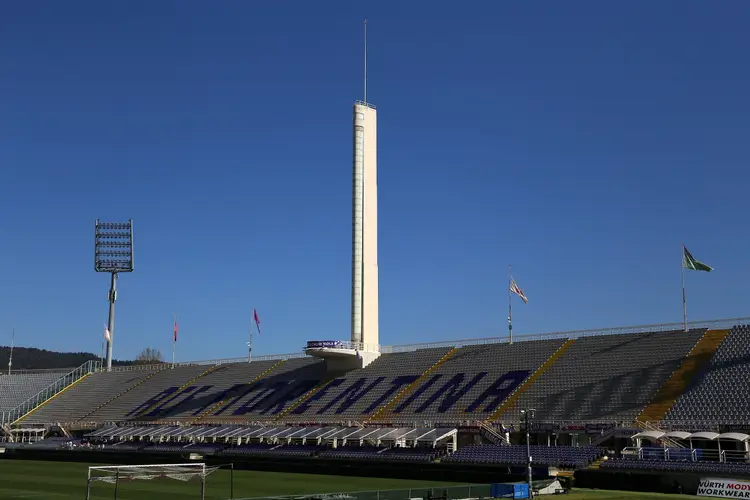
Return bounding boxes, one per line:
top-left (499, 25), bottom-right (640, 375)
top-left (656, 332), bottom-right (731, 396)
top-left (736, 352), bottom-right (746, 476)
top-left (95, 219), bottom-right (134, 273)
top-left (97, 222), bottom-right (131, 230)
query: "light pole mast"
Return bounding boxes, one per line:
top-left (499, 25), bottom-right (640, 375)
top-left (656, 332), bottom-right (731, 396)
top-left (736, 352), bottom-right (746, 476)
top-left (8, 325), bottom-right (14, 375)
top-left (521, 408), bottom-right (536, 496)
top-left (95, 220), bottom-right (134, 371)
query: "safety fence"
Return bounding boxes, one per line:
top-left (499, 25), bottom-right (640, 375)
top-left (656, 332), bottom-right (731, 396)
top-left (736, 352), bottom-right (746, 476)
top-left (238, 484), bottom-right (492, 500)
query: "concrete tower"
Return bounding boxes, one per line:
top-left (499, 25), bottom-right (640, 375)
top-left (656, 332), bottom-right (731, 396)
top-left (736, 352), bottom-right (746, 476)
top-left (304, 21), bottom-right (380, 370)
top-left (351, 100), bottom-right (379, 350)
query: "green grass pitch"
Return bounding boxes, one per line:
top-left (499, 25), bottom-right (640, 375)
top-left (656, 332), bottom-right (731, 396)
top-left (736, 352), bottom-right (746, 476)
top-left (0, 460), bottom-right (691, 500)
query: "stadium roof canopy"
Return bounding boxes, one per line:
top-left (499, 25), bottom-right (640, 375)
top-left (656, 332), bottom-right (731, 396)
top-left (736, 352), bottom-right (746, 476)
top-left (85, 424), bottom-right (459, 443)
top-left (632, 431), bottom-right (750, 442)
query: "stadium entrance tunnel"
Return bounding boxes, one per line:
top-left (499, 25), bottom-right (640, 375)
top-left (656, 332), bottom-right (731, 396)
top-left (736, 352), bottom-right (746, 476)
top-left (305, 340), bottom-right (380, 371)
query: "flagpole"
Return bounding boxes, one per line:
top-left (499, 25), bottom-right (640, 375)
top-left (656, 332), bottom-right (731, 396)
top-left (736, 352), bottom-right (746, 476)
top-left (247, 314), bottom-right (253, 363)
top-left (682, 244), bottom-right (687, 332)
top-left (172, 313), bottom-right (176, 369)
top-left (508, 265), bottom-right (513, 345)
top-left (8, 325), bottom-right (15, 375)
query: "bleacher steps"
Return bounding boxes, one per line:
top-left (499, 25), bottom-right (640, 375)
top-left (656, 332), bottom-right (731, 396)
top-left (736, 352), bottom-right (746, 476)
top-left (638, 419), bottom-right (686, 449)
top-left (637, 329), bottom-right (730, 424)
top-left (191, 359), bottom-right (286, 425)
top-left (1, 361), bottom-right (98, 426)
top-left (478, 420), bottom-right (507, 445)
top-left (366, 346), bottom-right (460, 422)
top-left (275, 378), bottom-right (338, 420)
top-left (591, 426), bottom-right (619, 446)
top-left (489, 339), bottom-right (575, 422)
top-left (12, 372), bottom-right (93, 425)
top-left (1, 423), bottom-right (11, 441)
top-left (76, 365), bottom-right (170, 422)
top-left (134, 363), bottom-right (223, 418)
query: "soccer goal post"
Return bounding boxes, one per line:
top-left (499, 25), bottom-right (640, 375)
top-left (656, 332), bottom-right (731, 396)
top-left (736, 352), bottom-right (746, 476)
top-left (86, 462), bottom-right (227, 500)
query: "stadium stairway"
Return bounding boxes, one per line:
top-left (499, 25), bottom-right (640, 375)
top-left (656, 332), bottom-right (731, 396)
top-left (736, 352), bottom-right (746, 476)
top-left (12, 372), bottom-right (92, 425)
top-left (366, 347), bottom-right (460, 422)
top-left (479, 421), bottom-right (507, 445)
top-left (588, 458), bottom-right (605, 470)
top-left (133, 364), bottom-right (222, 419)
top-left (191, 359), bottom-right (286, 424)
top-left (274, 377), bottom-right (338, 420)
top-left (489, 339), bottom-right (575, 423)
top-left (1, 361), bottom-right (97, 425)
top-left (75, 365), bottom-right (170, 422)
top-left (637, 329), bottom-right (730, 424)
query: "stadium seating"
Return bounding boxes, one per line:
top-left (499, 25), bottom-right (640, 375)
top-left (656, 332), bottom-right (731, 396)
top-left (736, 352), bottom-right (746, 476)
top-left (82, 364), bottom-right (207, 422)
top-left (279, 347), bottom-right (453, 423)
top-left (0, 372), bottom-right (67, 412)
top-left (498, 330), bottom-right (706, 423)
top-left (279, 340), bottom-right (566, 424)
top-left (13, 323), bottom-right (750, 435)
top-left (443, 444), bottom-right (604, 468)
top-left (145, 357), bottom-right (328, 421)
top-left (377, 340), bottom-right (566, 423)
top-left (318, 445), bottom-right (443, 462)
top-left (663, 325), bottom-right (750, 425)
top-left (21, 369), bottom-right (161, 424)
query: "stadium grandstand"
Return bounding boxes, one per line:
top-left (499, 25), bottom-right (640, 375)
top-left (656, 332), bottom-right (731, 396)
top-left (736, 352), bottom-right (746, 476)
top-left (3, 316), bottom-right (750, 486)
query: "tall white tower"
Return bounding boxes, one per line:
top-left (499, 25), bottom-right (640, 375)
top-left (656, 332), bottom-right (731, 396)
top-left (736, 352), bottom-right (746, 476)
top-left (351, 100), bottom-right (379, 350)
top-left (304, 21), bottom-right (380, 370)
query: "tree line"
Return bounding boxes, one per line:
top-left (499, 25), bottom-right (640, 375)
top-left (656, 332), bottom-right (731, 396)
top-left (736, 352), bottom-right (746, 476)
top-left (0, 346), bottom-right (164, 371)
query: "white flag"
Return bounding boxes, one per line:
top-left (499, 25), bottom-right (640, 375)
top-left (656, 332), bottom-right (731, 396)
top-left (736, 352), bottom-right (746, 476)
top-left (104, 325), bottom-right (111, 343)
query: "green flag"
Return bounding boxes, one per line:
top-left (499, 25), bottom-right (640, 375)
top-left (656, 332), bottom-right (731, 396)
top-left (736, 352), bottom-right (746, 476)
top-left (683, 246), bottom-right (713, 272)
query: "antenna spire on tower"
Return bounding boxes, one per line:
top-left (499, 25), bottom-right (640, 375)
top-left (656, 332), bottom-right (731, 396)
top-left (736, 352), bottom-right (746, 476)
top-left (364, 18), bottom-right (368, 104)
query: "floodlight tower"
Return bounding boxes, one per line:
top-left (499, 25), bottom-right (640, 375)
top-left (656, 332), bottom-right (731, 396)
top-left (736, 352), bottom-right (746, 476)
top-left (94, 220), bottom-right (134, 371)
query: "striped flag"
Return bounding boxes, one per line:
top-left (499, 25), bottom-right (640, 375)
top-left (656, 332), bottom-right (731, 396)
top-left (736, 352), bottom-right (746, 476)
top-left (510, 279), bottom-right (529, 304)
top-left (173, 318), bottom-right (178, 343)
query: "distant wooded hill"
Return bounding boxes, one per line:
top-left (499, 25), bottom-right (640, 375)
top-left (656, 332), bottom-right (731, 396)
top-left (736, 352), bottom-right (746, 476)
top-left (0, 346), bottom-right (135, 371)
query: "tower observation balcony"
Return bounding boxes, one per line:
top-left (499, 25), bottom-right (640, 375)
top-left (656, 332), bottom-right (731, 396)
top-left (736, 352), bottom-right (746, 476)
top-left (305, 340), bottom-right (380, 369)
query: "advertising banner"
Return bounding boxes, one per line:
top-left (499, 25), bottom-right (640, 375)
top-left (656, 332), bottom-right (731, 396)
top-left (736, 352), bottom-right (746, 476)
top-left (698, 478), bottom-right (750, 498)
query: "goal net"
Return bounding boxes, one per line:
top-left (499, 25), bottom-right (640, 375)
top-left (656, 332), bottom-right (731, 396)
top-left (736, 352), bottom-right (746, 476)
top-left (86, 463), bottom-right (225, 500)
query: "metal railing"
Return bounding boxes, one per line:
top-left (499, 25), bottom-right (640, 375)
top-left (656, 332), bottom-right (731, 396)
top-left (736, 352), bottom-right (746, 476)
top-left (380, 316), bottom-right (749, 354)
top-left (623, 446), bottom-right (749, 463)
top-left (638, 420), bottom-right (686, 448)
top-left (0, 360), bottom-right (100, 425)
top-left (238, 484), bottom-right (492, 500)
top-left (4, 367), bottom-right (83, 375)
top-left (108, 352), bottom-right (308, 373)
top-left (354, 100), bottom-right (377, 110)
top-left (634, 421), bottom-right (740, 433)
top-left (9, 316), bottom-right (747, 373)
top-left (305, 340), bottom-right (380, 353)
top-left (302, 316), bottom-right (748, 356)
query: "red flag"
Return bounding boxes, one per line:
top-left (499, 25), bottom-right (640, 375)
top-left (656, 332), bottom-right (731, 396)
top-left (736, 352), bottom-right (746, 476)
top-left (173, 319), bottom-right (178, 342)
top-left (253, 309), bottom-right (261, 335)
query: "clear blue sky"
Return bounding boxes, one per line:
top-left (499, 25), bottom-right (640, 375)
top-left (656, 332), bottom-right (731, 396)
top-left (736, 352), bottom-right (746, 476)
top-left (1, 1), bottom-right (748, 361)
